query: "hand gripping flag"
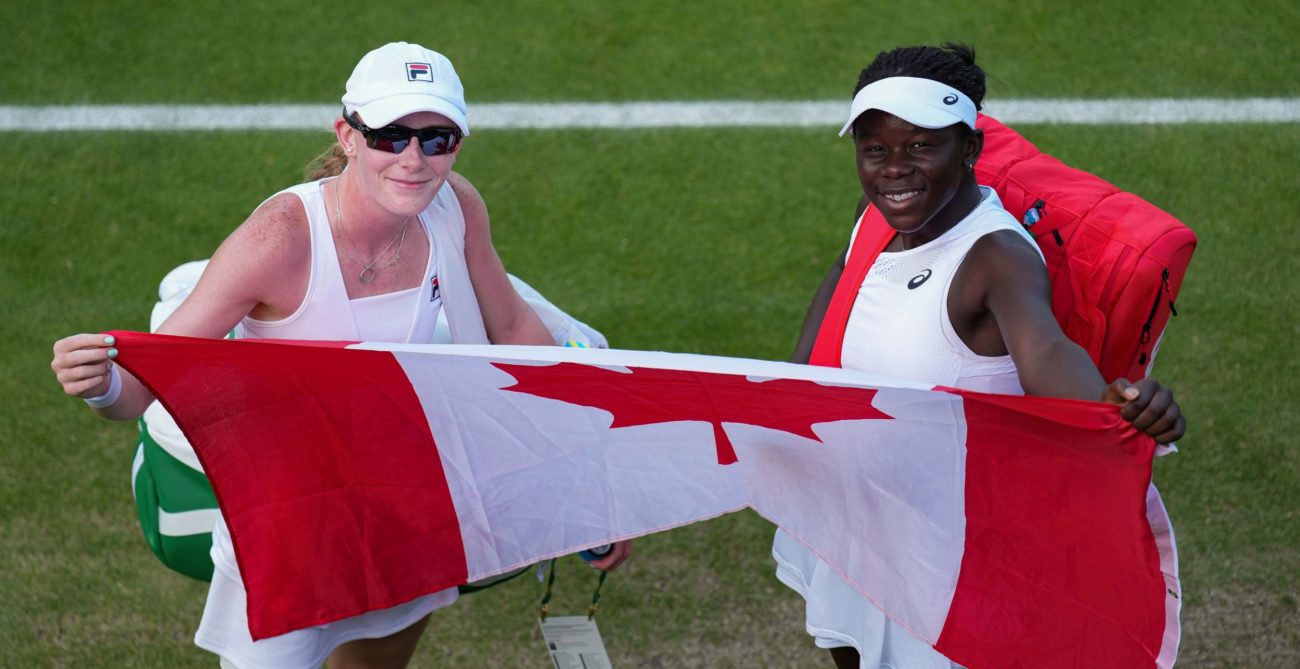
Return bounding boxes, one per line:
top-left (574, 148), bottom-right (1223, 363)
top-left (108, 331), bottom-right (1180, 667)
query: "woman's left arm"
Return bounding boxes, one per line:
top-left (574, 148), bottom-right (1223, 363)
top-left (976, 232), bottom-right (1184, 443)
top-left (451, 172), bottom-right (554, 346)
top-left (974, 232), bottom-right (1105, 400)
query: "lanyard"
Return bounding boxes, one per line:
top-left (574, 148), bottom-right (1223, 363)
top-left (538, 558), bottom-right (609, 621)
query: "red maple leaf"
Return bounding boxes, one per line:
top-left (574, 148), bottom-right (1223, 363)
top-left (494, 362), bottom-right (892, 465)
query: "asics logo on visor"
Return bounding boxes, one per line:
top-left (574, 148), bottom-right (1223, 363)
top-left (942, 94), bottom-right (959, 105)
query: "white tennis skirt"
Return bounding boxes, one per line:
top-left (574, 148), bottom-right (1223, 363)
top-left (773, 529), bottom-right (963, 669)
top-left (195, 517), bottom-right (457, 669)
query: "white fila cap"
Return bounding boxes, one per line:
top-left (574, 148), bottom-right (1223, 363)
top-left (839, 76), bottom-right (977, 136)
top-left (342, 42), bottom-right (470, 135)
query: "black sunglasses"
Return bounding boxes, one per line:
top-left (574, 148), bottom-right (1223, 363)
top-left (344, 112), bottom-right (463, 156)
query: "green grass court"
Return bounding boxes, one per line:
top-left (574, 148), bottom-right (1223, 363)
top-left (2, 2), bottom-right (1296, 667)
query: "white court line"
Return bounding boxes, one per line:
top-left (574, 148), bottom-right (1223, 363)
top-left (1, 99), bottom-right (1297, 131)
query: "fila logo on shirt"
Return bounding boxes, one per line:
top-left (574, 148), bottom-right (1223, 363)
top-left (407, 62), bottom-right (433, 82)
top-left (908, 269), bottom-right (933, 290)
top-left (430, 276), bottom-right (440, 302)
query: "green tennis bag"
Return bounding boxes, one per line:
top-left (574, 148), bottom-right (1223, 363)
top-left (133, 402), bottom-right (221, 580)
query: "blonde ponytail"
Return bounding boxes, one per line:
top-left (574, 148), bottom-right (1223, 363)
top-left (304, 143), bottom-right (348, 181)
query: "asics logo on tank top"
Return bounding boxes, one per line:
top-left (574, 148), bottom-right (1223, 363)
top-left (908, 269), bottom-right (933, 290)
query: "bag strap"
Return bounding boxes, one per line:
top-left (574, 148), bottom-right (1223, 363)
top-left (808, 205), bottom-right (894, 368)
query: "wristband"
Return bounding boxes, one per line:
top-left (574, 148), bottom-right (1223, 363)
top-left (579, 544), bottom-right (613, 562)
top-left (83, 364), bottom-right (122, 409)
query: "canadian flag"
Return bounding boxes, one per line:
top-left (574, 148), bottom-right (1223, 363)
top-left (109, 331), bottom-right (1179, 668)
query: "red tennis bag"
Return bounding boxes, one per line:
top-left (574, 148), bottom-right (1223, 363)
top-left (812, 115), bottom-right (1197, 383)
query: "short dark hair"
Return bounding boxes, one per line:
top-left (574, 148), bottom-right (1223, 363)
top-left (855, 42), bottom-right (986, 111)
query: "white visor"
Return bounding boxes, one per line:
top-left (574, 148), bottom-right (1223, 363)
top-left (838, 76), bottom-right (977, 136)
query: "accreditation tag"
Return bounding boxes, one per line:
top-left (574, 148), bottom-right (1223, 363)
top-left (538, 615), bottom-right (612, 669)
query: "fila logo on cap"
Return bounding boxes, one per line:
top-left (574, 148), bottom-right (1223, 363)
top-left (406, 62), bottom-right (433, 82)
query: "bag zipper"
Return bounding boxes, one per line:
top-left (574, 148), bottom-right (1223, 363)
top-left (1137, 268), bottom-right (1172, 366)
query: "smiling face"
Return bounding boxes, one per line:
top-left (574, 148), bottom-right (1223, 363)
top-left (341, 110), bottom-right (461, 220)
top-left (853, 109), bottom-right (983, 244)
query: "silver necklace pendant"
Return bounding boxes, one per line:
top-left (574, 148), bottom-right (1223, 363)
top-left (359, 267), bottom-right (377, 284)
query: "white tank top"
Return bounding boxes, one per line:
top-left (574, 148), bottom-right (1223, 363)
top-left (196, 178), bottom-right (467, 666)
top-left (241, 178), bottom-right (444, 343)
top-left (840, 188), bottom-right (1042, 394)
top-left (213, 177), bottom-right (463, 578)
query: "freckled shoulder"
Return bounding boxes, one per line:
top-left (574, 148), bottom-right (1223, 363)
top-left (237, 192), bottom-right (311, 252)
top-left (170, 190), bottom-right (316, 330)
top-left (218, 190), bottom-right (312, 267)
top-left (211, 191), bottom-right (313, 291)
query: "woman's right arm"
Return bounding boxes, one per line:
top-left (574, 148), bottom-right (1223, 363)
top-left (50, 193), bottom-right (310, 421)
top-left (973, 231), bottom-right (1184, 443)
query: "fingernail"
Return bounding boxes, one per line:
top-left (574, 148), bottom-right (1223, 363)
top-left (107, 348), bottom-right (118, 359)
top-left (103, 335), bottom-right (116, 346)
